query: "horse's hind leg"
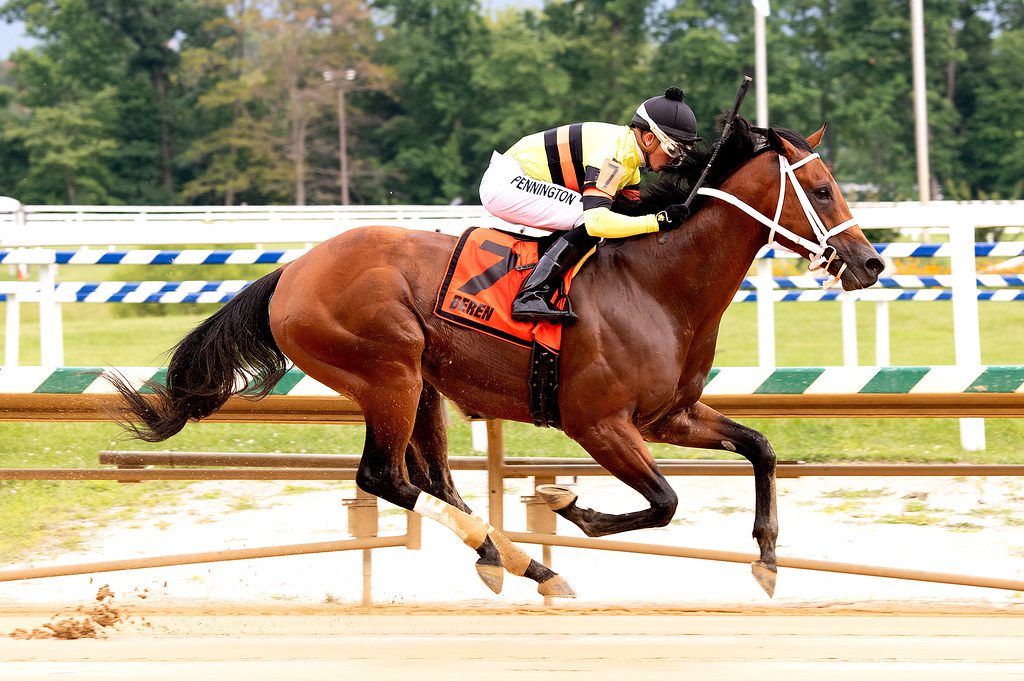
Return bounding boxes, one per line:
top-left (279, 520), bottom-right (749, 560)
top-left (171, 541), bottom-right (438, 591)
top-left (407, 383), bottom-right (575, 598)
top-left (356, 401), bottom-right (511, 594)
top-left (275, 339), bottom-right (507, 594)
top-left (400, 382), bottom-right (503, 592)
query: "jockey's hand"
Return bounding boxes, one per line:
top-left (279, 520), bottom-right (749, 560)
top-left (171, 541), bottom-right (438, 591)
top-left (656, 204), bottom-right (690, 231)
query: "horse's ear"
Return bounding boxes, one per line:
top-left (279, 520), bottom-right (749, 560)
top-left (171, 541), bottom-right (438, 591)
top-left (806, 123), bottom-right (828, 149)
top-left (765, 128), bottom-right (791, 154)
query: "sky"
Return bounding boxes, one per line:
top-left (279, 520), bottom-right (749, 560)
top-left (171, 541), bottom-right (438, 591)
top-left (1, 21), bottom-right (37, 59)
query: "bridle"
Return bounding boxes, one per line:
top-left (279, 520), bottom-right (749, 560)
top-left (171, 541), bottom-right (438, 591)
top-left (696, 152), bottom-right (858, 289)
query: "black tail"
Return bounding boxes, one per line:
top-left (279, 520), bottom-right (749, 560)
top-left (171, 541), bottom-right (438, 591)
top-left (106, 268), bottom-right (287, 442)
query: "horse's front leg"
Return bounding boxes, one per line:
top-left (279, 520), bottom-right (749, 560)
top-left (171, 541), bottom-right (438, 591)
top-left (539, 416), bottom-right (679, 537)
top-left (649, 400), bottom-right (779, 596)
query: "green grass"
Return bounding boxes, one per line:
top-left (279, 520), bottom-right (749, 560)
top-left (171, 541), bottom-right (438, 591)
top-left (819, 488), bottom-right (890, 499)
top-left (1, 294), bottom-right (1023, 562)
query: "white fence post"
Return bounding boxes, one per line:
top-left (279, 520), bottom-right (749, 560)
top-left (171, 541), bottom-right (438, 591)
top-left (875, 301), bottom-right (891, 366)
top-left (4, 292), bottom-right (19, 366)
top-left (949, 223), bottom-right (985, 451)
top-left (841, 294), bottom-right (858, 366)
top-left (471, 421), bottom-right (488, 453)
top-left (38, 262), bottom-right (64, 367)
top-left (755, 258), bottom-right (776, 367)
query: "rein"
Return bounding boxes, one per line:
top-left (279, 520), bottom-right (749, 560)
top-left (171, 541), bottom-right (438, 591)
top-left (697, 152), bottom-right (858, 289)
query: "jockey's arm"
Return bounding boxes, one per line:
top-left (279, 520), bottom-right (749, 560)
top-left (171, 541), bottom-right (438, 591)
top-left (581, 162), bottom-right (658, 238)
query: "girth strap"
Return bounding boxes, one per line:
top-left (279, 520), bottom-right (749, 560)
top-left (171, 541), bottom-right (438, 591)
top-left (529, 343), bottom-right (561, 429)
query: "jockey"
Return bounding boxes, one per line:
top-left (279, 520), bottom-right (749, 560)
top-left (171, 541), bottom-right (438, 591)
top-left (479, 86), bottom-right (700, 324)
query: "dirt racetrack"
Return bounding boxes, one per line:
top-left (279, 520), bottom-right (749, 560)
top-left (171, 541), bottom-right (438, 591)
top-left (3, 474), bottom-right (1024, 678)
top-left (2, 604), bottom-right (1023, 680)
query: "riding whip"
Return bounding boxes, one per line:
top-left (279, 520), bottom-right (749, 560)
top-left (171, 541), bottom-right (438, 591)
top-left (659, 75), bottom-right (753, 245)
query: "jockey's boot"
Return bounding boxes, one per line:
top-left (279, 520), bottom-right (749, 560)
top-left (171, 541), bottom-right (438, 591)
top-left (511, 234), bottom-right (585, 324)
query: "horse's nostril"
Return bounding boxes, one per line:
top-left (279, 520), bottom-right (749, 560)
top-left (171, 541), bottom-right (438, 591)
top-left (865, 257), bottom-right (884, 276)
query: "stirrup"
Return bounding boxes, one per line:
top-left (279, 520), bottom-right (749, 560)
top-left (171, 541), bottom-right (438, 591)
top-left (511, 294), bottom-right (577, 324)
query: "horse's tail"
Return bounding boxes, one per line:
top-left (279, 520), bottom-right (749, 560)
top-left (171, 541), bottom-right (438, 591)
top-left (106, 268), bottom-right (287, 442)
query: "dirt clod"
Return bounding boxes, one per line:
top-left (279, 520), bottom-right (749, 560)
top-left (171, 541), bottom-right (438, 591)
top-left (8, 585), bottom-right (131, 640)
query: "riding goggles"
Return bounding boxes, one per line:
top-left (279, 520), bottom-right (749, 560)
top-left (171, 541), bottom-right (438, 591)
top-left (635, 103), bottom-right (697, 160)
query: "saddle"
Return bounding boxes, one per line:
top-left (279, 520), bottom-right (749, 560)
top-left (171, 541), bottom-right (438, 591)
top-left (433, 226), bottom-right (574, 428)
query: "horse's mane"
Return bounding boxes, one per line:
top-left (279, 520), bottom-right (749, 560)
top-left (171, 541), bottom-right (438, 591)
top-left (612, 114), bottom-right (812, 217)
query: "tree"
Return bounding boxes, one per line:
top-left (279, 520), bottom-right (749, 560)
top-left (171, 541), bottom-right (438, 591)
top-left (541, 0), bottom-right (653, 123)
top-left (965, 27), bottom-right (1024, 197)
top-left (375, 0), bottom-right (488, 203)
top-left (2, 0), bottom-right (1022, 207)
top-left (2, 86), bottom-right (119, 203)
top-left (176, 0), bottom-right (384, 204)
top-left (84, 0), bottom-right (216, 194)
top-left (469, 12), bottom-right (571, 160)
top-left (176, 2), bottom-right (293, 204)
top-left (1, 0), bottom-right (219, 203)
top-left (650, 1), bottom-right (749, 136)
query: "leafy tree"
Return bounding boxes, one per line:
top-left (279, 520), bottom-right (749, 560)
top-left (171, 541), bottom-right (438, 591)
top-left (2, 86), bottom-right (119, 202)
top-left (1, 0), bottom-right (130, 103)
top-left (469, 12), bottom-right (571, 159)
top-left (176, 0), bottom-right (384, 204)
top-left (176, 2), bottom-right (293, 204)
top-left (83, 0), bottom-right (213, 194)
top-left (540, 0), bottom-right (653, 123)
top-left (179, 110), bottom-right (293, 204)
top-left (650, 1), bottom-right (749, 136)
top-left (965, 27), bottom-right (1024, 197)
top-left (0, 66), bottom-right (29, 196)
top-left (375, 0), bottom-right (489, 203)
top-left (1, 0), bottom-right (217, 203)
top-left (2, 0), bottom-right (1023, 207)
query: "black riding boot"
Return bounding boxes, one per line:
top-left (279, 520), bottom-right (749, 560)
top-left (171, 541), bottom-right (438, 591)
top-left (511, 232), bottom-right (588, 324)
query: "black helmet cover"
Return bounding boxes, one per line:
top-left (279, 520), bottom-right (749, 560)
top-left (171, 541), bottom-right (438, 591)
top-left (631, 86), bottom-right (701, 143)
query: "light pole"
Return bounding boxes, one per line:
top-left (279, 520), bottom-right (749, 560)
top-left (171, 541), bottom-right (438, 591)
top-left (323, 68), bottom-right (357, 205)
top-left (909, 0), bottom-right (931, 204)
top-left (752, 0), bottom-right (769, 128)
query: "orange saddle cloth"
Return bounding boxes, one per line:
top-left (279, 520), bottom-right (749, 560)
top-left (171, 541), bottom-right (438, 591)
top-left (434, 227), bottom-right (569, 353)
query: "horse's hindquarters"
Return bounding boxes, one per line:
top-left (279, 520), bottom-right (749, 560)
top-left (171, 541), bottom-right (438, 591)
top-left (267, 226), bottom-right (535, 424)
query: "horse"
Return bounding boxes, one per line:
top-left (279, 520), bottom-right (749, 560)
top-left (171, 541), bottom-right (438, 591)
top-left (107, 115), bottom-right (883, 599)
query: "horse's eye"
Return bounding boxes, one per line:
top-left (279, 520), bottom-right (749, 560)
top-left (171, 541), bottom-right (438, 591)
top-left (814, 187), bottom-right (832, 201)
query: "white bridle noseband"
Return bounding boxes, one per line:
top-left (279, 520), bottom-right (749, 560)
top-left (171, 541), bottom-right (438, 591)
top-left (696, 152), bottom-right (858, 289)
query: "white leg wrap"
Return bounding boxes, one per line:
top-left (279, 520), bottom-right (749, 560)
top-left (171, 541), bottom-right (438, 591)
top-left (414, 492), bottom-right (492, 550)
top-left (488, 531), bottom-right (533, 576)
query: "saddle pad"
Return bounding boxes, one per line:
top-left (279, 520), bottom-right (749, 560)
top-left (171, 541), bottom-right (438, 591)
top-left (434, 226), bottom-right (565, 353)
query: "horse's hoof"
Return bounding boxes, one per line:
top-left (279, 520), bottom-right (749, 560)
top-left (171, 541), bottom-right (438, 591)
top-left (751, 560), bottom-right (777, 597)
top-left (537, 575), bottom-right (576, 598)
top-left (476, 562), bottom-right (504, 594)
top-left (536, 484), bottom-right (577, 512)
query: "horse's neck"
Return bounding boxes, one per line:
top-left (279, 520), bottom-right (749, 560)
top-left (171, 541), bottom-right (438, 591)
top-left (640, 154), bottom-right (780, 304)
top-left (587, 153), bottom-right (781, 325)
top-left (609, 206), bottom-right (767, 313)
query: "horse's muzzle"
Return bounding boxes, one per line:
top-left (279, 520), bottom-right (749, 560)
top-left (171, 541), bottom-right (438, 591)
top-left (835, 244), bottom-right (884, 291)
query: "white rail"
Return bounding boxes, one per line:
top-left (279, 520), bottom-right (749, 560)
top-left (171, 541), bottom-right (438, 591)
top-left (0, 204), bottom-right (526, 246)
top-left (1, 200), bottom-right (1022, 246)
top-left (2, 199), bottom-right (1023, 452)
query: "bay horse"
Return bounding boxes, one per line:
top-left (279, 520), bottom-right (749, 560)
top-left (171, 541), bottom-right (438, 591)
top-left (107, 115), bottom-right (882, 599)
